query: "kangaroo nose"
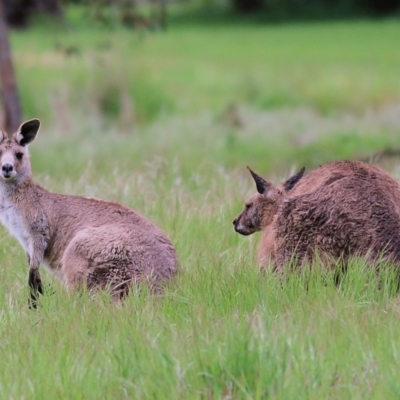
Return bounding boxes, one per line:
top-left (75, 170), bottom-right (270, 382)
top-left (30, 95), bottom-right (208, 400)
top-left (232, 218), bottom-right (237, 225)
top-left (2, 164), bottom-right (13, 174)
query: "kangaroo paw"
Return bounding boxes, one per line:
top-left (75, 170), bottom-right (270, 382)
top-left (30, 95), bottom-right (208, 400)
top-left (28, 268), bottom-right (43, 310)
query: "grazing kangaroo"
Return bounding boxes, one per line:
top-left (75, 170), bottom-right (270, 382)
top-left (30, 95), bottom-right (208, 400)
top-left (233, 161), bottom-right (400, 270)
top-left (0, 119), bottom-right (178, 307)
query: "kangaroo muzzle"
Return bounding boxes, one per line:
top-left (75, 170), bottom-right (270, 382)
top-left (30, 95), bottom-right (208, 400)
top-left (0, 152), bottom-right (17, 180)
top-left (233, 216), bottom-right (252, 236)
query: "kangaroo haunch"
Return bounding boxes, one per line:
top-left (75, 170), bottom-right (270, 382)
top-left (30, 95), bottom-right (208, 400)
top-left (0, 119), bottom-right (178, 307)
top-left (233, 161), bottom-right (400, 270)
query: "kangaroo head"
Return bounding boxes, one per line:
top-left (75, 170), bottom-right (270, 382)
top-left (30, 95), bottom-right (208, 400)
top-left (233, 166), bottom-right (305, 236)
top-left (0, 119), bottom-right (40, 184)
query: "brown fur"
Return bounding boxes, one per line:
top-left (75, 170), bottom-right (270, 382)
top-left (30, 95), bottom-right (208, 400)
top-left (0, 119), bottom-right (178, 306)
top-left (233, 161), bottom-right (400, 270)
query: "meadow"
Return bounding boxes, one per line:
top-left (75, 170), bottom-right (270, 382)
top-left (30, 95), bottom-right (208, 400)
top-left (1, 7), bottom-right (400, 398)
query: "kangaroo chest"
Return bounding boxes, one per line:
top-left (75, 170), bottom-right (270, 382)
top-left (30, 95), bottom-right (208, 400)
top-left (0, 200), bottom-right (30, 254)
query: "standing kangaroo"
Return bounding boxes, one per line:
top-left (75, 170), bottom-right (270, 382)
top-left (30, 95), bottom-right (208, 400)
top-left (0, 119), bottom-right (178, 307)
top-left (233, 161), bottom-right (400, 270)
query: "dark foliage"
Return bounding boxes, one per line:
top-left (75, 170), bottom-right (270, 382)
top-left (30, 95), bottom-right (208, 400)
top-left (233, 0), bottom-right (264, 13)
top-left (3, 0), bottom-right (62, 28)
top-left (366, 0), bottom-right (400, 15)
top-left (260, 0), bottom-right (400, 20)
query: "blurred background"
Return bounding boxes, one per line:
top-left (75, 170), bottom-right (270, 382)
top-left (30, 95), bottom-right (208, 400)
top-left (0, 0), bottom-right (400, 176)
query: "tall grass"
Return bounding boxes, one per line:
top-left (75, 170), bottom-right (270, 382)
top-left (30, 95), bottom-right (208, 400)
top-left (1, 10), bottom-right (400, 399)
top-left (2, 142), bottom-right (400, 398)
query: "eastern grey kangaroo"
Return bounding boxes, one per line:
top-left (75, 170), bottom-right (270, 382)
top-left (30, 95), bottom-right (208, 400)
top-left (0, 119), bottom-right (178, 307)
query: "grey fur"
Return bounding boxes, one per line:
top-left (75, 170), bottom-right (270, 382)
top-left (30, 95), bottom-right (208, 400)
top-left (233, 161), bottom-right (400, 270)
top-left (0, 119), bottom-right (178, 305)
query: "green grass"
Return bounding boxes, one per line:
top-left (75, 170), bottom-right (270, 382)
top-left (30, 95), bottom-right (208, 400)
top-left (12, 8), bottom-right (400, 122)
top-left (2, 225), bottom-right (400, 398)
top-left (1, 7), bottom-right (400, 399)
top-left (11, 7), bottom-right (400, 170)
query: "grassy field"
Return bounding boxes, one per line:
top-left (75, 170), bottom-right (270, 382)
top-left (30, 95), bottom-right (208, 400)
top-left (1, 7), bottom-right (400, 398)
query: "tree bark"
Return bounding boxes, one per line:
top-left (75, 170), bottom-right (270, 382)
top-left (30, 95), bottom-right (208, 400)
top-left (0, 0), bottom-right (21, 132)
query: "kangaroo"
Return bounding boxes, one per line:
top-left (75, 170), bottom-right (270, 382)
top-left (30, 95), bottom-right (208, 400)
top-left (0, 119), bottom-right (178, 307)
top-left (233, 161), bottom-right (400, 271)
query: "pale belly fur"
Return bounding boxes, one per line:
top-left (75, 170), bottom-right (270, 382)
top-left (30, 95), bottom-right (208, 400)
top-left (0, 203), bottom-right (30, 254)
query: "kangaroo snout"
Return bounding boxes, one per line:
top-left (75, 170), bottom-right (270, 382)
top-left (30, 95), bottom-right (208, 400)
top-left (1, 163), bottom-right (14, 178)
top-left (232, 218), bottom-right (243, 234)
top-left (2, 163), bottom-right (13, 173)
top-left (233, 217), bottom-right (241, 232)
top-left (233, 217), bottom-right (252, 236)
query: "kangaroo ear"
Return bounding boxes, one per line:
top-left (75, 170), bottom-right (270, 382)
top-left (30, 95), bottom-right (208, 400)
top-left (283, 167), bottom-right (305, 192)
top-left (16, 119), bottom-right (40, 146)
top-left (247, 166), bottom-right (272, 194)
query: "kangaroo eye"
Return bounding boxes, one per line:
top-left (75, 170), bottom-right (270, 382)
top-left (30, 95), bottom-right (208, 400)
top-left (245, 204), bottom-right (252, 210)
top-left (16, 152), bottom-right (23, 160)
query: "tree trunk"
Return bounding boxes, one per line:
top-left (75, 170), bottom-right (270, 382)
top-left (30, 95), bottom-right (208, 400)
top-left (0, 0), bottom-right (21, 132)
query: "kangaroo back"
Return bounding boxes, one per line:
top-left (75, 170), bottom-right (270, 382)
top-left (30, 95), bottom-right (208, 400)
top-left (234, 160), bottom-right (400, 271)
top-left (275, 160), bottom-right (400, 269)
